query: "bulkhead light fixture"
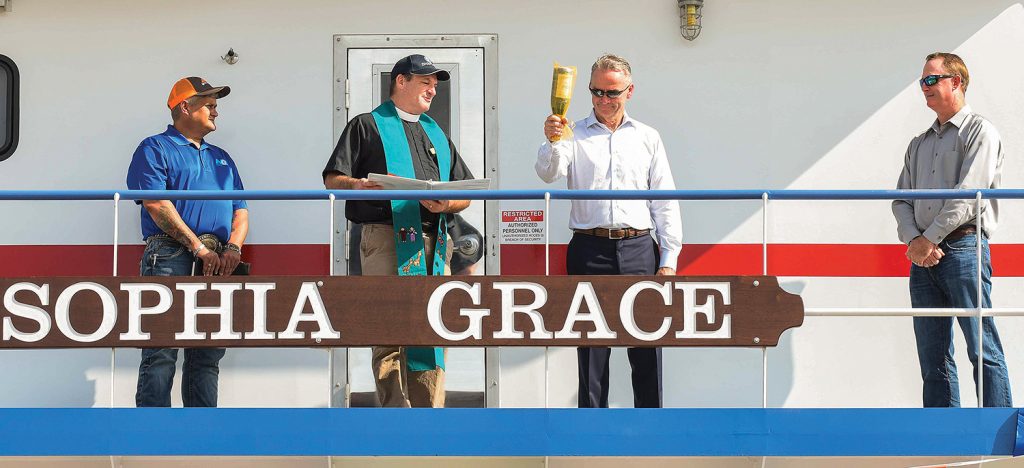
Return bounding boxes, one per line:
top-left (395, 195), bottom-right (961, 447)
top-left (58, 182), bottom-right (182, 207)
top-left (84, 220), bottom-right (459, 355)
top-left (678, 0), bottom-right (704, 41)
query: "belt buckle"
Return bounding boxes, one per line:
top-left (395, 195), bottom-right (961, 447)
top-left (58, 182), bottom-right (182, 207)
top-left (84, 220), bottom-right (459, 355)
top-left (608, 229), bottom-right (625, 240)
top-left (197, 233), bottom-right (222, 253)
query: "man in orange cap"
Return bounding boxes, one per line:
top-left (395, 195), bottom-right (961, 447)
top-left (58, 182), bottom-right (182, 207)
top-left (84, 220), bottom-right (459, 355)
top-left (126, 76), bottom-right (248, 407)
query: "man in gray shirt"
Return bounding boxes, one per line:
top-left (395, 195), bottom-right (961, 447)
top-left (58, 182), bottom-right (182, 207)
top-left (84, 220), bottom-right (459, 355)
top-left (892, 52), bottom-right (1010, 407)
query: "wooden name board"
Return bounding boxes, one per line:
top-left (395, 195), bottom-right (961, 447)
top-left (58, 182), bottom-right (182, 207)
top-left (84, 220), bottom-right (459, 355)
top-left (0, 276), bottom-right (803, 348)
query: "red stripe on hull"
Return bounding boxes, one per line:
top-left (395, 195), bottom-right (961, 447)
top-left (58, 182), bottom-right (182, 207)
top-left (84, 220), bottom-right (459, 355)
top-left (499, 243), bottom-right (1024, 277)
top-left (2, 244), bottom-right (1022, 277)
top-left (0, 245), bottom-right (329, 277)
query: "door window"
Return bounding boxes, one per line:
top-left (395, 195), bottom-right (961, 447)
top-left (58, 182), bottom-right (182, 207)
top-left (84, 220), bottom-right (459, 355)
top-left (0, 54), bottom-right (18, 161)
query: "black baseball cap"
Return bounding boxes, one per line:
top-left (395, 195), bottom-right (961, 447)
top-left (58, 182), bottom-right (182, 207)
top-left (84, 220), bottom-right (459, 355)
top-left (390, 54), bottom-right (450, 81)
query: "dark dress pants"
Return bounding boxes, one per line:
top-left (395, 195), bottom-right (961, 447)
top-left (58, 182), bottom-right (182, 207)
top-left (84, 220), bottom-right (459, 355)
top-left (566, 232), bottom-right (663, 408)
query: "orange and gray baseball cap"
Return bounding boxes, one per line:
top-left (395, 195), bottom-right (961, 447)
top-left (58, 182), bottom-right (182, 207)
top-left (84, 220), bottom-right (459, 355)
top-left (167, 77), bottom-right (231, 109)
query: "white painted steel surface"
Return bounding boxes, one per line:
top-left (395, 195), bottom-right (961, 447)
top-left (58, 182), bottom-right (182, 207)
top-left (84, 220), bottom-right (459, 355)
top-left (0, 0), bottom-right (1021, 413)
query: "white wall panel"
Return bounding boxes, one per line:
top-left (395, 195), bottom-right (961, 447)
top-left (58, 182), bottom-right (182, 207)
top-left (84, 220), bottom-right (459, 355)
top-left (0, 0), bottom-right (1022, 408)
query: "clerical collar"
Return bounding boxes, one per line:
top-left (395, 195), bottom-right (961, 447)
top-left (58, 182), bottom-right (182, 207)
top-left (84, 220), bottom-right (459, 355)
top-left (395, 106), bottom-right (420, 123)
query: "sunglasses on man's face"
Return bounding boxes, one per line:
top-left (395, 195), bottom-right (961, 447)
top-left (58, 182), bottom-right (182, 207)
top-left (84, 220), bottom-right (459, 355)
top-left (919, 74), bottom-right (956, 87)
top-left (589, 85), bottom-right (631, 98)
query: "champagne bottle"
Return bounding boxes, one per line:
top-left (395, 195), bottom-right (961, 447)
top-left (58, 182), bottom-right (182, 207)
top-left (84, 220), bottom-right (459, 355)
top-left (551, 97), bottom-right (571, 117)
top-left (550, 63), bottom-right (577, 142)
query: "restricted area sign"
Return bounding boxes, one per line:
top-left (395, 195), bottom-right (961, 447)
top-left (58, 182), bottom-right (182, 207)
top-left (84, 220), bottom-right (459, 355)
top-left (500, 210), bottom-right (545, 243)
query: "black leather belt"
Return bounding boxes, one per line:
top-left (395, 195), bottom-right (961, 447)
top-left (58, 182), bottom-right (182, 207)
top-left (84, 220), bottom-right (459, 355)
top-left (146, 233), bottom-right (223, 252)
top-left (944, 225), bottom-right (977, 242)
top-left (573, 227), bottom-right (651, 240)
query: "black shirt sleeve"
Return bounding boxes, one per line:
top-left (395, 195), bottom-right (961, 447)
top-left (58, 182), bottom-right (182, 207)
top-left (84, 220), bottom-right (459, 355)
top-left (324, 114), bottom-right (370, 179)
top-left (448, 139), bottom-right (474, 181)
top-left (324, 114), bottom-right (391, 224)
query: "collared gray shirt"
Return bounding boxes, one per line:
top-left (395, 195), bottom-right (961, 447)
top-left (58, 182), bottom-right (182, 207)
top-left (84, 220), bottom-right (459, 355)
top-left (892, 105), bottom-right (1003, 244)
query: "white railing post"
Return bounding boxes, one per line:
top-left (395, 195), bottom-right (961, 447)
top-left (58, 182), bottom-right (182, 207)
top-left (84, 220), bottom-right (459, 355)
top-left (329, 193), bottom-right (336, 276)
top-left (976, 191), bottom-right (984, 408)
top-left (544, 192), bottom-right (551, 277)
top-left (543, 191), bottom-right (552, 468)
top-left (110, 192), bottom-right (120, 408)
top-left (543, 192), bottom-right (551, 410)
top-left (761, 192), bottom-right (768, 409)
top-left (327, 193), bottom-right (336, 468)
top-left (327, 194), bottom-right (336, 410)
top-left (112, 192), bottom-right (120, 277)
top-left (762, 192), bottom-right (768, 276)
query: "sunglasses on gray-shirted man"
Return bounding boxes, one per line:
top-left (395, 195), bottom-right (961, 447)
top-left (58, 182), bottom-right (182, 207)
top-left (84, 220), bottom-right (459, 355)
top-left (919, 74), bottom-right (956, 87)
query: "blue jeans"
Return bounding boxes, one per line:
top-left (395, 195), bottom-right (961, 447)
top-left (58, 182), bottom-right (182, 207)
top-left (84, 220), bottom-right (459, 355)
top-left (135, 236), bottom-right (226, 407)
top-left (909, 233), bottom-right (1011, 407)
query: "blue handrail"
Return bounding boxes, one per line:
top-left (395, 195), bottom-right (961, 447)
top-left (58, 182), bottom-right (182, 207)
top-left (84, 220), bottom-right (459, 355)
top-left (1, 189), bottom-right (1024, 201)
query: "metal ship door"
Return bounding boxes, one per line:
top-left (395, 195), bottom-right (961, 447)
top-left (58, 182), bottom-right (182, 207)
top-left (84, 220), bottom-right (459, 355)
top-left (331, 35), bottom-right (499, 407)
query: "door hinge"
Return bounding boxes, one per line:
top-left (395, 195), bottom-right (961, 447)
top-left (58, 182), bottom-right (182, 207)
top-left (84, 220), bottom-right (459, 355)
top-left (343, 221), bottom-right (351, 261)
top-left (344, 79), bottom-right (350, 110)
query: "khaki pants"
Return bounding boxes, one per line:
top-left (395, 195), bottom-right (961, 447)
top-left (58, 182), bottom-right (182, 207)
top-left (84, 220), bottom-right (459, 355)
top-left (360, 223), bottom-right (451, 408)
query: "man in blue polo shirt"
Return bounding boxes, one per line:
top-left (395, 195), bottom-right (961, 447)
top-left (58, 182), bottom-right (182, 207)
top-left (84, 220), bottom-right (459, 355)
top-left (126, 76), bottom-right (249, 407)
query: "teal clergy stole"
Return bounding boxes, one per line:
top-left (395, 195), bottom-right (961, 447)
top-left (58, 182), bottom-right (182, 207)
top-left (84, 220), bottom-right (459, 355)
top-left (371, 100), bottom-right (450, 372)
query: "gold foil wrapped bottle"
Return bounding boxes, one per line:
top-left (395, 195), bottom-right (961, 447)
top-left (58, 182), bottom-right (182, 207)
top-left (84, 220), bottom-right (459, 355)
top-left (550, 62), bottom-right (577, 142)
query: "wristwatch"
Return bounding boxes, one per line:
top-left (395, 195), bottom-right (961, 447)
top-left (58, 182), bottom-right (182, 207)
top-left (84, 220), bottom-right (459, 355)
top-left (191, 244), bottom-right (208, 256)
top-left (225, 243), bottom-right (242, 254)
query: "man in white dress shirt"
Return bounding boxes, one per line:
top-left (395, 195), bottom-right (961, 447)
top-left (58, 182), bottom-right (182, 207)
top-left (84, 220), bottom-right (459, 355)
top-left (536, 54), bottom-right (683, 408)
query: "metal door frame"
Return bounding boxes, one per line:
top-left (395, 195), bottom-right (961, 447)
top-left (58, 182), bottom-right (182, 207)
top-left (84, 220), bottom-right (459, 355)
top-left (331, 34), bottom-right (500, 408)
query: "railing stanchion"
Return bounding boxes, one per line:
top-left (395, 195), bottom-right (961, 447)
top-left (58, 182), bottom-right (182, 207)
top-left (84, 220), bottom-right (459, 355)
top-left (544, 192), bottom-right (551, 277)
top-left (328, 193), bottom-right (336, 468)
top-left (544, 191), bottom-right (551, 468)
top-left (976, 191), bottom-right (984, 408)
top-left (761, 192), bottom-right (769, 409)
top-left (111, 192), bottom-right (120, 408)
top-left (543, 192), bottom-right (551, 410)
top-left (112, 192), bottom-right (120, 277)
top-left (759, 191), bottom-right (770, 468)
top-left (762, 192), bottom-right (768, 276)
top-left (327, 193), bottom-right (336, 410)
top-left (329, 193), bottom-right (336, 276)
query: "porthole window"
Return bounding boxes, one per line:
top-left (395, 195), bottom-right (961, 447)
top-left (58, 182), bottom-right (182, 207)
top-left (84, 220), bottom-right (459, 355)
top-left (0, 54), bottom-right (19, 162)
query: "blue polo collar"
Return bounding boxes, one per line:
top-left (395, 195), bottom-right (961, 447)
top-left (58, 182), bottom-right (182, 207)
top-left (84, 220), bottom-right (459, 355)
top-left (163, 125), bottom-right (209, 150)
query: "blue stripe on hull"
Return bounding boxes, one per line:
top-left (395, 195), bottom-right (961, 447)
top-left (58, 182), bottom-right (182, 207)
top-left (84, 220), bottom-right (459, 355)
top-left (0, 408), bottom-right (1018, 457)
